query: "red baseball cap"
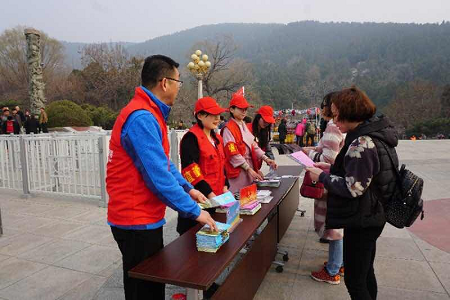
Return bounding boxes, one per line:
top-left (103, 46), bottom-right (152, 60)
top-left (257, 106), bottom-right (275, 124)
top-left (194, 97), bottom-right (227, 115)
top-left (229, 94), bottom-right (253, 109)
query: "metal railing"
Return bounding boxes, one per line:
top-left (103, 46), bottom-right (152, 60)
top-left (0, 133), bottom-right (110, 207)
top-left (0, 130), bottom-right (186, 208)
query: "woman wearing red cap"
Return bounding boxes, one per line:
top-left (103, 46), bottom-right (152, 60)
top-left (177, 97), bottom-right (229, 235)
top-left (221, 95), bottom-right (277, 193)
top-left (249, 106), bottom-right (278, 171)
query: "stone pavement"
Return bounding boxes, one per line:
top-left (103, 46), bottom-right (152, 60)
top-left (0, 140), bottom-right (449, 300)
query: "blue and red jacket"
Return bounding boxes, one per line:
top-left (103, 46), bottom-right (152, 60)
top-left (106, 86), bottom-right (200, 229)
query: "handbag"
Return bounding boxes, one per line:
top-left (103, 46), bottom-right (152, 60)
top-left (300, 171), bottom-right (324, 199)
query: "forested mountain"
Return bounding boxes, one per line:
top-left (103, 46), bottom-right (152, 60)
top-left (62, 21), bottom-right (450, 111)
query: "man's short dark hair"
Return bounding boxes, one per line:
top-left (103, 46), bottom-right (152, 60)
top-left (141, 55), bottom-right (180, 89)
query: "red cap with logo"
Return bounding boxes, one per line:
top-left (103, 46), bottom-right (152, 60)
top-left (229, 94), bottom-right (253, 109)
top-left (257, 105), bottom-right (275, 124)
top-left (194, 97), bottom-right (227, 115)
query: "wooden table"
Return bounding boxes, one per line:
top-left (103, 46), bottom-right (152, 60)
top-left (129, 166), bottom-right (303, 300)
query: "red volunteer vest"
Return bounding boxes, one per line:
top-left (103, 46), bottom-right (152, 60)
top-left (106, 87), bottom-right (170, 225)
top-left (181, 124), bottom-right (226, 195)
top-left (222, 119), bottom-right (259, 178)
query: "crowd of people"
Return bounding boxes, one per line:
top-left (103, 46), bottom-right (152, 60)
top-left (0, 106), bottom-right (48, 134)
top-left (105, 54), bottom-right (400, 300)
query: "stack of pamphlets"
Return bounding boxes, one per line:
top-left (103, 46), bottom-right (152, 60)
top-left (199, 191), bottom-right (236, 209)
top-left (240, 200), bottom-right (262, 215)
top-left (257, 190), bottom-right (273, 204)
top-left (255, 179), bottom-right (281, 188)
top-left (196, 221), bottom-right (231, 253)
top-left (215, 200), bottom-right (242, 232)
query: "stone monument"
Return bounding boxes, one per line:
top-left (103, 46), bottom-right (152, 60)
top-left (24, 28), bottom-right (46, 115)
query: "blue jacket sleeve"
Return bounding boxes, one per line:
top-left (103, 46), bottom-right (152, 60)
top-left (121, 110), bottom-right (200, 220)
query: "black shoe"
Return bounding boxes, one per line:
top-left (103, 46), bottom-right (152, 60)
top-left (319, 238), bottom-right (330, 244)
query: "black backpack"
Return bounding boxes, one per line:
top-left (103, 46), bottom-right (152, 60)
top-left (380, 142), bottom-right (425, 228)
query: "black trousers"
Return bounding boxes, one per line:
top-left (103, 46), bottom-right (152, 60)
top-left (296, 135), bottom-right (304, 147)
top-left (343, 225), bottom-right (384, 300)
top-left (111, 226), bottom-right (165, 300)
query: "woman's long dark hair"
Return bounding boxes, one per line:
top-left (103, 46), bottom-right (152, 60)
top-left (252, 114), bottom-right (271, 148)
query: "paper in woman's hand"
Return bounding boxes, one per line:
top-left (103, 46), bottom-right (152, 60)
top-left (288, 151), bottom-right (315, 167)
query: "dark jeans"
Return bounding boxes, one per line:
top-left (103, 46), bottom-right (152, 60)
top-left (111, 226), bottom-right (165, 300)
top-left (40, 123), bottom-right (48, 133)
top-left (343, 225), bottom-right (384, 300)
top-left (296, 135), bottom-right (304, 147)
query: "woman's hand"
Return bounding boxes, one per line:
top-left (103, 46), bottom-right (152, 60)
top-left (265, 158), bottom-right (278, 170)
top-left (305, 167), bottom-right (323, 182)
top-left (207, 192), bottom-right (217, 199)
top-left (302, 147), bottom-right (314, 155)
top-left (248, 168), bottom-right (264, 181)
top-left (223, 186), bottom-right (228, 194)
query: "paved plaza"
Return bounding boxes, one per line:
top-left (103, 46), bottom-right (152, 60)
top-left (0, 140), bottom-right (449, 300)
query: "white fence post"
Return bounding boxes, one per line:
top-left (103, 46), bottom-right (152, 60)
top-left (98, 136), bottom-right (108, 207)
top-left (19, 136), bottom-right (31, 197)
top-left (170, 129), bottom-right (179, 171)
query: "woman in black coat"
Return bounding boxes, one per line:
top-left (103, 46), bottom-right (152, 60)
top-left (306, 87), bottom-right (399, 300)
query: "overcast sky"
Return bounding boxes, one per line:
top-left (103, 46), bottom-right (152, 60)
top-left (1, 0), bottom-right (448, 43)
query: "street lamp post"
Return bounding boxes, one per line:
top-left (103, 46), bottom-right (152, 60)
top-left (187, 50), bottom-right (211, 99)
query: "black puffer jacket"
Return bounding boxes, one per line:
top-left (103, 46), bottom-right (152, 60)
top-left (324, 115), bottom-right (399, 229)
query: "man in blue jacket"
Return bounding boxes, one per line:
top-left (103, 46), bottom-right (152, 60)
top-left (107, 55), bottom-right (217, 300)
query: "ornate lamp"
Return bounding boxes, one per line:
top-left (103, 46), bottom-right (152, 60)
top-left (187, 50), bottom-right (211, 99)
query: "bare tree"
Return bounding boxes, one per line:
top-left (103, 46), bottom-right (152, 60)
top-left (0, 26), bottom-right (67, 104)
top-left (190, 36), bottom-right (256, 105)
top-left (384, 81), bottom-right (442, 132)
top-left (79, 43), bottom-right (143, 110)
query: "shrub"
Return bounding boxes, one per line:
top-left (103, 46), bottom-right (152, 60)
top-left (81, 104), bottom-right (118, 130)
top-left (406, 118), bottom-right (450, 137)
top-left (47, 100), bottom-right (93, 128)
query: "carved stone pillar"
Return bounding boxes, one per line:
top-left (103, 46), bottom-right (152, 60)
top-left (24, 28), bottom-right (46, 115)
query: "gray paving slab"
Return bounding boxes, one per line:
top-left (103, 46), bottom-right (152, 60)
top-left (39, 205), bottom-right (91, 220)
top-left (375, 257), bottom-right (446, 293)
top-left (70, 209), bottom-right (107, 224)
top-left (29, 220), bottom-right (87, 238)
top-left (18, 238), bottom-right (91, 264)
top-left (4, 215), bottom-right (56, 232)
top-left (376, 236), bottom-right (426, 261)
top-left (57, 275), bottom-right (108, 300)
top-left (381, 222), bottom-right (413, 239)
top-left (0, 266), bottom-right (94, 300)
top-left (290, 274), bottom-right (350, 300)
top-left (0, 257), bottom-right (47, 290)
top-left (54, 244), bottom-right (121, 275)
top-left (378, 286), bottom-right (450, 300)
top-left (61, 224), bottom-right (112, 244)
top-left (429, 262), bottom-right (450, 295)
top-left (0, 254), bottom-right (9, 263)
top-left (412, 235), bottom-right (450, 264)
top-left (0, 233), bottom-right (53, 256)
top-left (254, 268), bottom-right (297, 300)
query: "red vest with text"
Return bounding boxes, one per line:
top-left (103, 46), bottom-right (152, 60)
top-left (106, 87), bottom-right (170, 225)
top-left (222, 120), bottom-right (259, 178)
top-left (182, 124), bottom-right (226, 195)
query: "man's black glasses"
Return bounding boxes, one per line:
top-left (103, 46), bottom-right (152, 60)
top-left (160, 77), bottom-right (183, 87)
